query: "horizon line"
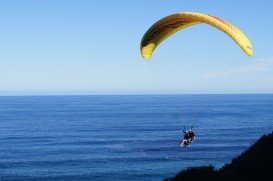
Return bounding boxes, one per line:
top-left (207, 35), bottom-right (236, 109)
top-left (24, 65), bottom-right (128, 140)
top-left (0, 91), bottom-right (273, 97)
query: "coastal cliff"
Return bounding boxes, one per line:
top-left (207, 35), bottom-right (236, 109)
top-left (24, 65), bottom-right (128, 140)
top-left (165, 132), bottom-right (273, 181)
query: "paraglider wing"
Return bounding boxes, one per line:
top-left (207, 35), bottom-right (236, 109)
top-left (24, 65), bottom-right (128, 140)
top-left (140, 12), bottom-right (253, 60)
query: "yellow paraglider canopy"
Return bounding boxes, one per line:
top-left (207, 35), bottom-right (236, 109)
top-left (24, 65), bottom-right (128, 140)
top-left (140, 12), bottom-right (253, 60)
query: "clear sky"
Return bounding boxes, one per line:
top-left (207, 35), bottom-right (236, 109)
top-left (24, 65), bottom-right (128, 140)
top-left (0, 0), bottom-right (273, 95)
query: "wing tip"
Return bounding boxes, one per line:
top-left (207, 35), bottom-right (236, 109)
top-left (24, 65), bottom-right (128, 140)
top-left (246, 45), bottom-right (253, 57)
top-left (140, 44), bottom-right (155, 60)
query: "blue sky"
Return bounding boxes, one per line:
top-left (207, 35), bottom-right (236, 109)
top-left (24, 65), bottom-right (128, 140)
top-left (0, 0), bottom-right (273, 95)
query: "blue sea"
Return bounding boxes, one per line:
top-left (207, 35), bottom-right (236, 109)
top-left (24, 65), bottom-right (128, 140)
top-left (0, 94), bottom-right (273, 180)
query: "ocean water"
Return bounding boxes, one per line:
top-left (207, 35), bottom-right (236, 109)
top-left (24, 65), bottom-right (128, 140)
top-left (0, 94), bottom-right (273, 180)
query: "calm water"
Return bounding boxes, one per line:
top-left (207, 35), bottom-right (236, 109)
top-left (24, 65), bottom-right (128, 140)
top-left (0, 94), bottom-right (273, 180)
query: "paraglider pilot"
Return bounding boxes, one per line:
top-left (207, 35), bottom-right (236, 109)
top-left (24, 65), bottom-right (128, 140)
top-left (180, 126), bottom-right (195, 147)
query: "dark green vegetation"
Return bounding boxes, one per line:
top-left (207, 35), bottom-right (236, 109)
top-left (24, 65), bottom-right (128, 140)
top-left (165, 132), bottom-right (273, 181)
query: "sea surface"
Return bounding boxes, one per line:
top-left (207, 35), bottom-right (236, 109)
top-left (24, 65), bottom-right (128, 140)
top-left (0, 94), bottom-right (273, 180)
